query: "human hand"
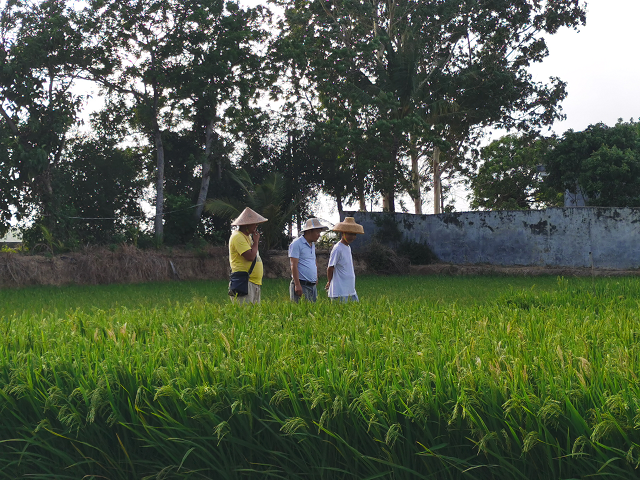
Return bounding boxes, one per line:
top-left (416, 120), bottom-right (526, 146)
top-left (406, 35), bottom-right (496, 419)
top-left (294, 283), bottom-right (302, 296)
top-left (325, 281), bottom-right (330, 291)
top-left (252, 230), bottom-right (261, 243)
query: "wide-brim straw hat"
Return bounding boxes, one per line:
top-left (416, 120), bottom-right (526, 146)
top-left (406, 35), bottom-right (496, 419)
top-left (332, 217), bottom-right (364, 234)
top-left (231, 207), bottom-right (268, 226)
top-left (300, 218), bottom-right (329, 233)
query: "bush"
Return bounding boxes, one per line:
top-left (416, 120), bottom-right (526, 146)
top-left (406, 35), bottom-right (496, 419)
top-left (360, 240), bottom-right (409, 275)
top-left (317, 231), bottom-right (341, 250)
top-left (397, 240), bottom-right (438, 265)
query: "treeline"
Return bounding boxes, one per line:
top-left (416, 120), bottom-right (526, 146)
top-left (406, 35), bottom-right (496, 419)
top-left (0, 0), bottom-right (598, 250)
top-left (468, 120), bottom-right (640, 211)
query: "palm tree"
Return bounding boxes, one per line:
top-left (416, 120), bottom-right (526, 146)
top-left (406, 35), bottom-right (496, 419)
top-left (205, 170), bottom-right (296, 250)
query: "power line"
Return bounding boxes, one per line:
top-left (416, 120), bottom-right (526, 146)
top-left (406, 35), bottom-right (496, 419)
top-left (60, 204), bottom-right (205, 221)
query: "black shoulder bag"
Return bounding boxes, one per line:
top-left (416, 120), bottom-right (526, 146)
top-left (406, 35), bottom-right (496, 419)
top-left (229, 256), bottom-right (257, 297)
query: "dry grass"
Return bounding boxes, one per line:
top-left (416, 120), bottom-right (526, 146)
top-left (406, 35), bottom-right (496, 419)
top-left (3, 244), bottom-right (635, 289)
top-left (0, 246), bottom-right (371, 288)
top-left (410, 263), bottom-right (640, 277)
top-left (0, 245), bottom-right (231, 287)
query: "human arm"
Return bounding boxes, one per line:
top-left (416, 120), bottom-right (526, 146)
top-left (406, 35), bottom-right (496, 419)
top-left (240, 231), bottom-right (260, 261)
top-left (290, 257), bottom-right (302, 296)
top-left (325, 265), bottom-right (334, 291)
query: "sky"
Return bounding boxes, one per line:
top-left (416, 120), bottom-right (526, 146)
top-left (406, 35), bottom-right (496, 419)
top-left (436, 0), bottom-right (640, 213)
top-left (526, 0), bottom-right (640, 135)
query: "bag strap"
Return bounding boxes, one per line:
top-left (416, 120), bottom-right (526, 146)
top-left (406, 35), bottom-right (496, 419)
top-left (248, 256), bottom-right (257, 275)
top-left (229, 255), bottom-right (258, 277)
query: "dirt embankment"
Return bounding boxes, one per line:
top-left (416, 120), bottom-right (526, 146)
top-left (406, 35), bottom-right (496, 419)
top-left (0, 246), bottom-right (368, 288)
top-left (0, 246), bottom-right (638, 288)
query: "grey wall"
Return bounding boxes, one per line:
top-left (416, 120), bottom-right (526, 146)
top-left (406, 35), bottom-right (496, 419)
top-left (347, 208), bottom-right (640, 269)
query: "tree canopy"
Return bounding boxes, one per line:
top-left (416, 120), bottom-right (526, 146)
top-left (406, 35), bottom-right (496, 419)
top-left (276, 0), bottom-right (586, 212)
top-left (0, 0), bottom-right (595, 248)
top-left (468, 134), bottom-right (560, 211)
top-left (545, 120), bottom-right (640, 207)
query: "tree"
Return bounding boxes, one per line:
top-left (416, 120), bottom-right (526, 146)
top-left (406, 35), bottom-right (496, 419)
top-left (83, 0), bottom-right (272, 243)
top-left (25, 137), bottom-right (146, 246)
top-left (276, 0), bottom-right (586, 213)
top-left (468, 134), bottom-right (559, 210)
top-left (545, 120), bottom-right (640, 207)
top-left (205, 170), bottom-right (296, 250)
top-left (160, 130), bottom-right (202, 245)
top-left (82, 0), bottom-right (185, 243)
top-left (239, 127), bottom-right (323, 233)
top-left (0, 0), bottom-right (88, 237)
top-left (173, 1), bottom-right (272, 226)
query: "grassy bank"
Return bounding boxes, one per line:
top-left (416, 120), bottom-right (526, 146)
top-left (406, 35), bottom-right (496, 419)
top-left (1, 276), bottom-right (639, 478)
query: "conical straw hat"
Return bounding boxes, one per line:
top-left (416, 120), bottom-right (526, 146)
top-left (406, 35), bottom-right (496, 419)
top-left (332, 217), bottom-right (364, 234)
top-left (300, 218), bottom-right (329, 232)
top-left (231, 207), bottom-right (268, 226)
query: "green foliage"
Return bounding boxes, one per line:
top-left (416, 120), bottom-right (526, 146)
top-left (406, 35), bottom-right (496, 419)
top-left (397, 239), bottom-right (437, 265)
top-left (545, 120), bottom-right (640, 207)
top-left (163, 194), bottom-right (199, 246)
top-left (0, 0), bottom-right (88, 233)
top-left (468, 134), bottom-right (561, 210)
top-left (277, 0), bottom-right (586, 209)
top-left (361, 239), bottom-right (409, 274)
top-left (240, 127), bottom-right (324, 227)
top-left (316, 230), bottom-right (340, 250)
top-left (55, 138), bottom-right (145, 245)
top-left (0, 244), bottom-right (26, 254)
top-left (205, 170), bottom-right (296, 250)
top-left (3, 276), bottom-right (640, 478)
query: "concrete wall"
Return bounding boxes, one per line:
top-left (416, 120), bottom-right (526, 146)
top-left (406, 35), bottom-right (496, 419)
top-left (347, 208), bottom-right (640, 269)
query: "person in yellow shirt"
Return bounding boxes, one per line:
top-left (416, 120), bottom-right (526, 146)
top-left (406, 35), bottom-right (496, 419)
top-left (228, 207), bottom-right (268, 304)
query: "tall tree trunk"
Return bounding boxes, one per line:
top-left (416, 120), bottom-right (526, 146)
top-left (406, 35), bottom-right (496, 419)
top-left (410, 135), bottom-right (422, 214)
top-left (433, 146), bottom-right (441, 214)
top-left (36, 168), bottom-right (56, 232)
top-left (154, 128), bottom-right (165, 242)
top-left (358, 194), bottom-right (366, 211)
top-left (356, 175), bottom-right (366, 211)
top-left (336, 193), bottom-right (344, 219)
top-left (382, 192), bottom-right (395, 212)
top-left (194, 118), bottom-right (215, 222)
top-left (382, 137), bottom-right (399, 212)
top-left (151, 56), bottom-right (164, 244)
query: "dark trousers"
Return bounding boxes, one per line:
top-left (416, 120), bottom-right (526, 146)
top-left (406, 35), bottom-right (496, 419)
top-left (290, 280), bottom-right (318, 302)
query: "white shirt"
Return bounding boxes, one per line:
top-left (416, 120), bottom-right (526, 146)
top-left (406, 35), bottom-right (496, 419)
top-left (328, 241), bottom-right (356, 297)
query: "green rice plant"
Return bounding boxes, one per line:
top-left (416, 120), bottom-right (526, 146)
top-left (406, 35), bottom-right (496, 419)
top-left (2, 276), bottom-right (640, 478)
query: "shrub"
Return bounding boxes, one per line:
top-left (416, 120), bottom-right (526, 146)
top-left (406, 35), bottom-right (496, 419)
top-left (317, 230), bottom-right (341, 250)
top-left (360, 240), bottom-right (409, 275)
top-left (397, 240), bottom-right (438, 265)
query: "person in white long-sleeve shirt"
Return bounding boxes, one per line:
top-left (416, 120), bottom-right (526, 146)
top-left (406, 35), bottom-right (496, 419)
top-left (325, 217), bottom-right (364, 302)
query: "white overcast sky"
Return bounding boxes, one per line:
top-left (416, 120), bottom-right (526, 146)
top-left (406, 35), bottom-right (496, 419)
top-left (444, 0), bottom-right (640, 212)
top-left (526, 0), bottom-right (640, 134)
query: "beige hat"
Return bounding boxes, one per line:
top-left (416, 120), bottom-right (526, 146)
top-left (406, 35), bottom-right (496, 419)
top-left (332, 217), bottom-right (364, 234)
top-left (231, 207), bottom-right (268, 226)
top-left (300, 218), bottom-right (329, 233)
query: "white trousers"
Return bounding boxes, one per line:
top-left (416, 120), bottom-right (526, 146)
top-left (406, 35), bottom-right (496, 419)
top-left (230, 281), bottom-right (261, 304)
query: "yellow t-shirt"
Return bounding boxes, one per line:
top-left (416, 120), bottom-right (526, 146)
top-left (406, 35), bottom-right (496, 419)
top-left (229, 230), bottom-right (263, 286)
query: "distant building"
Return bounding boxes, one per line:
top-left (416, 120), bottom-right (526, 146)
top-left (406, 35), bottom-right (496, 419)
top-left (0, 229), bottom-right (22, 248)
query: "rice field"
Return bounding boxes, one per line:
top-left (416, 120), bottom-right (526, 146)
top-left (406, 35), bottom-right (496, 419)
top-left (1, 275), bottom-right (640, 479)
